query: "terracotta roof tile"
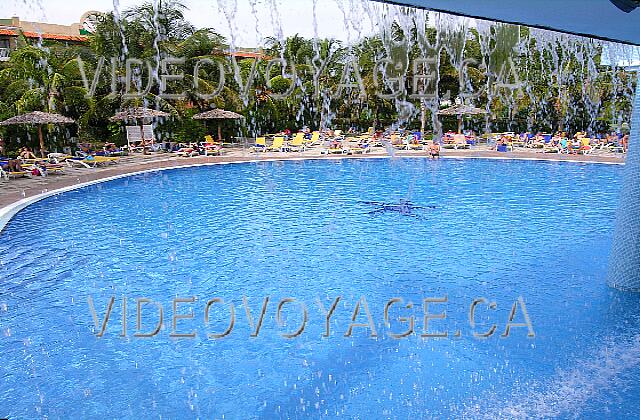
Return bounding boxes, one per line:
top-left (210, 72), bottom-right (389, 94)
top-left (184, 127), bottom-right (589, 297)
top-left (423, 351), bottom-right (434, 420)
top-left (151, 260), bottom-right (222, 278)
top-left (0, 28), bottom-right (88, 42)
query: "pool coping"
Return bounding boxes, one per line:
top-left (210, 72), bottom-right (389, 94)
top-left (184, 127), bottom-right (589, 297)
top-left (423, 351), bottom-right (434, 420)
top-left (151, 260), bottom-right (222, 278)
top-left (0, 152), bottom-right (625, 233)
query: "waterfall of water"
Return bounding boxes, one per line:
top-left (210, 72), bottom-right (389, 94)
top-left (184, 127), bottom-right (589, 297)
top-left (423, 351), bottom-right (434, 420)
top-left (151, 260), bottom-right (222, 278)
top-left (608, 70), bottom-right (640, 292)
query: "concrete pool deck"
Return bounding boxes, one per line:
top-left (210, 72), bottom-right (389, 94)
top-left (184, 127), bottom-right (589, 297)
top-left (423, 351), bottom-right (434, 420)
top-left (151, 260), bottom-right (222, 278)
top-left (0, 147), bottom-right (626, 227)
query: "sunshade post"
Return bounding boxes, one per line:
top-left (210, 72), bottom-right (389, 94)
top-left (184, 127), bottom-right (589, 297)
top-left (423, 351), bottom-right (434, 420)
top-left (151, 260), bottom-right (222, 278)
top-left (192, 109), bottom-right (245, 144)
top-left (139, 119), bottom-right (148, 155)
top-left (38, 125), bottom-right (45, 157)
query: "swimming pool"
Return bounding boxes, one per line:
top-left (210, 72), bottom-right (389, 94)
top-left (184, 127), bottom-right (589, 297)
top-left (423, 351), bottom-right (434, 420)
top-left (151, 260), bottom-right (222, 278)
top-left (1, 157), bottom-right (639, 418)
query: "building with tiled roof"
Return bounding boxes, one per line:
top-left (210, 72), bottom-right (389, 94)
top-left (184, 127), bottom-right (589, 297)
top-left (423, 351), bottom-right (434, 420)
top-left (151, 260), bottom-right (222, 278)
top-left (0, 12), bottom-right (95, 61)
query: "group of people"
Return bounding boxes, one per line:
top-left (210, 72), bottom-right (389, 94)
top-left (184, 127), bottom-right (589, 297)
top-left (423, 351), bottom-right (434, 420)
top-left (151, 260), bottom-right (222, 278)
top-left (1, 147), bottom-right (53, 176)
top-left (501, 131), bottom-right (630, 154)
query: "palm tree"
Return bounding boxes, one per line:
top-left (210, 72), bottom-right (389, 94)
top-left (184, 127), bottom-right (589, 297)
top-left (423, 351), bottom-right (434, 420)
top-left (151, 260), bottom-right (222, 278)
top-left (0, 45), bottom-right (94, 152)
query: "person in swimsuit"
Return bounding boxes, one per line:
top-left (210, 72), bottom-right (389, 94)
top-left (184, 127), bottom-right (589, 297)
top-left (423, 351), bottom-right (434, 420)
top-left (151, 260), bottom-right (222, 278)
top-left (1, 159), bottom-right (24, 173)
top-left (621, 134), bottom-right (629, 153)
top-left (429, 142), bottom-right (441, 159)
top-left (19, 147), bottom-right (37, 160)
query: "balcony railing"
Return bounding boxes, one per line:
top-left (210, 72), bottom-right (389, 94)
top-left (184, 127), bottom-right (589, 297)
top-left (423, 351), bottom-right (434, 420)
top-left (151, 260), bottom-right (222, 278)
top-left (0, 47), bottom-right (10, 61)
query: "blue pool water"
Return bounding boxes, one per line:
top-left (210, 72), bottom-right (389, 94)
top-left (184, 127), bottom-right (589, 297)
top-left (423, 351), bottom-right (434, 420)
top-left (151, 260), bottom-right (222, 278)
top-left (1, 157), bottom-right (639, 418)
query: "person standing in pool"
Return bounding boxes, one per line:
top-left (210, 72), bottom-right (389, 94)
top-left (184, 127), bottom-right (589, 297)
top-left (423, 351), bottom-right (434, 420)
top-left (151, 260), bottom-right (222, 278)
top-left (621, 134), bottom-right (629, 153)
top-left (429, 142), bottom-right (440, 159)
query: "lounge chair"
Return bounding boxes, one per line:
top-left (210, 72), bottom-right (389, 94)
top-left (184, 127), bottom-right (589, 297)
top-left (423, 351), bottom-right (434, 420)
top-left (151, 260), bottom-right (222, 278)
top-left (174, 146), bottom-right (201, 157)
top-left (126, 125), bottom-right (157, 153)
top-left (390, 134), bottom-right (403, 148)
top-left (351, 143), bottom-right (371, 154)
top-left (66, 156), bottom-right (119, 168)
top-left (23, 163), bottom-right (65, 176)
top-left (267, 136), bottom-right (289, 152)
top-left (443, 134), bottom-right (470, 150)
top-left (321, 142), bottom-right (350, 155)
top-left (542, 143), bottom-right (560, 153)
top-left (289, 133), bottom-right (306, 152)
top-left (200, 136), bottom-right (222, 156)
top-left (305, 132), bottom-right (321, 147)
top-left (0, 167), bottom-right (32, 180)
top-left (48, 153), bottom-right (73, 164)
top-left (251, 137), bottom-right (267, 152)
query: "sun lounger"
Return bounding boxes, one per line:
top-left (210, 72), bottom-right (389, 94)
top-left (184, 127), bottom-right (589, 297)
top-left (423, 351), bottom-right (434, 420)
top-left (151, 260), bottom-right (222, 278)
top-left (267, 136), bottom-right (289, 152)
top-left (22, 164), bottom-right (65, 176)
top-left (0, 167), bottom-right (32, 180)
top-left (350, 144), bottom-right (371, 154)
top-left (66, 156), bottom-right (119, 168)
top-left (406, 141), bottom-right (424, 150)
top-left (173, 145), bottom-right (201, 157)
top-left (251, 137), bottom-right (267, 152)
top-left (289, 133), bottom-right (306, 152)
top-left (321, 144), bottom-right (351, 155)
top-left (47, 153), bottom-right (73, 163)
top-left (305, 132), bottom-right (321, 147)
top-left (542, 144), bottom-right (560, 153)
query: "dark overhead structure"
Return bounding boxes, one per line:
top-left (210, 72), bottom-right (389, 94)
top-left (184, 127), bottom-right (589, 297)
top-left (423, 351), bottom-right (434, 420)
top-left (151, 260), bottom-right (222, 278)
top-left (373, 0), bottom-right (640, 46)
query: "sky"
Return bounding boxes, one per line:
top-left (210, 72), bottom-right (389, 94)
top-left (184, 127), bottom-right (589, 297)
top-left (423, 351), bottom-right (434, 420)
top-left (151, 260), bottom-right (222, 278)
top-left (6, 0), bottom-right (380, 46)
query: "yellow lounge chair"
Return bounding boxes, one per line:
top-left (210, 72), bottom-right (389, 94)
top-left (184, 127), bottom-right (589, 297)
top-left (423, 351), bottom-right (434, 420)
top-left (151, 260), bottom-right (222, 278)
top-left (267, 136), bottom-right (288, 152)
top-left (0, 167), bottom-right (32, 180)
top-left (289, 133), bottom-right (306, 152)
top-left (407, 141), bottom-right (424, 151)
top-left (23, 164), bottom-right (65, 176)
top-left (66, 156), bottom-right (119, 168)
top-left (350, 144), bottom-right (371, 154)
top-left (251, 137), bottom-right (267, 152)
top-left (200, 136), bottom-right (222, 156)
top-left (305, 132), bottom-right (321, 147)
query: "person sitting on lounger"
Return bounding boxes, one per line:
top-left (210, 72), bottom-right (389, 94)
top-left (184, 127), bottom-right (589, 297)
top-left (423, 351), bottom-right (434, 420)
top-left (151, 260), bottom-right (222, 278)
top-left (357, 138), bottom-right (370, 149)
top-left (558, 137), bottom-right (568, 153)
top-left (105, 143), bottom-right (118, 153)
top-left (1, 159), bottom-right (24, 173)
top-left (19, 147), bottom-right (37, 160)
top-left (429, 142), bottom-right (441, 159)
top-left (176, 143), bottom-right (201, 157)
top-left (30, 161), bottom-right (48, 177)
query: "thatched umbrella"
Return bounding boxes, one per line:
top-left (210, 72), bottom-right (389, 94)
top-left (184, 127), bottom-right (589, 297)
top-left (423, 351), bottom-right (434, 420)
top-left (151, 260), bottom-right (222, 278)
top-left (437, 104), bottom-right (487, 134)
top-left (193, 109), bottom-right (244, 142)
top-left (109, 107), bottom-right (170, 155)
top-left (0, 111), bottom-right (75, 157)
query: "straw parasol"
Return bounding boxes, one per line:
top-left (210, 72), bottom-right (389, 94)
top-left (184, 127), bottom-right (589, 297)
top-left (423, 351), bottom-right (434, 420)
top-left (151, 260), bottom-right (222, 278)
top-left (193, 109), bottom-right (244, 142)
top-left (0, 111), bottom-right (75, 157)
top-left (109, 107), bottom-right (171, 155)
top-left (437, 104), bottom-right (487, 134)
